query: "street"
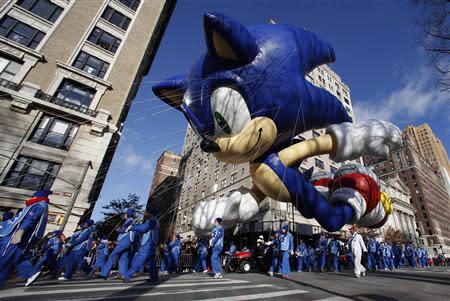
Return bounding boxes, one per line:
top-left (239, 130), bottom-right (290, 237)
top-left (1, 267), bottom-right (449, 301)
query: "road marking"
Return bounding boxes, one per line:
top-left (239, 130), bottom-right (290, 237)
top-left (52, 284), bottom-right (276, 301)
top-left (314, 297), bottom-right (354, 301)
top-left (1, 279), bottom-right (250, 298)
top-left (193, 290), bottom-right (309, 301)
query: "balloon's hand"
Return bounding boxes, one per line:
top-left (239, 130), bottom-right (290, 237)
top-left (11, 229), bottom-right (24, 244)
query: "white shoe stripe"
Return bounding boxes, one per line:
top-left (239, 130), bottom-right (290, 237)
top-left (193, 290), bottom-right (309, 301)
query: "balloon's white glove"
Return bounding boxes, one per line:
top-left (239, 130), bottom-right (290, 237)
top-left (11, 229), bottom-right (24, 244)
top-left (192, 187), bottom-right (260, 236)
top-left (326, 119), bottom-right (402, 162)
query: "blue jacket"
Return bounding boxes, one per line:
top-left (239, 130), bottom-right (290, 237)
top-left (197, 241), bottom-right (207, 255)
top-left (69, 227), bottom-right (93, 251)
top-left (131, 216), bottom-right (159, 249)
top-left (368, 239), bottom-right (378, 253)
top-left (405, 244), bottom-right (415, 257)
top-left (47, 236), bottom-right (62, 253)
top-left (169, 239), bottom-right (181, 255)
top-left (329, 240), bottom-right (340, 254)
top-left (297, 243), bottom-right (307, 256)
top-left (211, 225), bottom-right (224, 248)
top-left (319, 237), bottom-right (328, 253)
top-left (228, 244), bottom-right (237, 255)
top-left (118, 217), bottom-right (136, 242)
top-left (280, 232), bottom-right (293, 252)
top-left (96, 242), bottom-right (109, 256)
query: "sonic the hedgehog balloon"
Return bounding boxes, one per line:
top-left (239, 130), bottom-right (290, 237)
top-left (153, 12), bottom-right (401, 234)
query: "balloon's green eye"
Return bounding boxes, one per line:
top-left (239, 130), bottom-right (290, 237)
top-left (214, 111), bottom-right (231, 134)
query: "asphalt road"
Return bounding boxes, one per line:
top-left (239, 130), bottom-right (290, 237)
top-left (1, 267), bottom-right (449, 301)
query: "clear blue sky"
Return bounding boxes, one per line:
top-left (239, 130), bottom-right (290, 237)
top-left (91, 0), bottom-right (450, 220)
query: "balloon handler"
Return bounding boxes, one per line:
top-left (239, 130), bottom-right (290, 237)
top-left (152, 12), bottom-right (400, 236)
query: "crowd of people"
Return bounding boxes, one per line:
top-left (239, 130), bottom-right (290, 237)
top-left (0, 189), bottom-right (446, 289)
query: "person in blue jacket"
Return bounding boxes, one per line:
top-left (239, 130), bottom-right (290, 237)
top-left (404, 242), bottom-right (416, 268)
top-left (329, 236), bottom-right (340, 273)
top-left (122, 208), bottom-right (159, 282)
top-left (209, 217), bottom-right (224, 279)
top-left (58, 219), bottom-right (95, 281)
top-left (367, 237), bottom-right (379, 271)
top-left (267, 231), bottom-right (280, 277)
top-left (279, 224), bottom-right (294, 279)
top-left (99, 208), bottom-right (136, 279)
top-left (392, 241), bottom-right (403, 269)
top-left (160, 240), bottom-right (170, 274)
top-left (421, 247), bottom-right (428, 267)
top-left (169, 234), bottom-right (181, 273)
top-left (90, 237), bottom-right (109, 275)
top-left (35, 230), bottom-right (63, 277)
top-left (307, 244), bottom-right (317, 272)
top-left (318, 233), bottom-right (328, 272)
top-left (296, 239), bottom-right (307, 272)
top-left (194, 238), bottom-right (208, 273)
top-left (0, 190), bottom-right (51, 289)
top-left (223, 240), bottom-right (237, 272)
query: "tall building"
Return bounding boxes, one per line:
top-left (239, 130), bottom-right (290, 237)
top-left (175, 65), bottom-right (359, 238)
top-left (405, 124), bottom-right (450, 176)
top-left (0, 0), bottom-right (176, 234)
top-left (149, 150), bottom-right (181, 196)
top-left (365, 135), bottom-right (450, 252)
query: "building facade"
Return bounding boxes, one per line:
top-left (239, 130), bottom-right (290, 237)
top-left (365, 135), bottom-right (450, 252)
top-left (175, 65), bottom-right (359, 238)
top-left (0, 0), bottom-right (175, 234)
top-left (404, 124), bottom-right (450, 176)
top-left (149, 150), bottom-right (181, 196)
top-left (378, 177), bottom-right (419, 244)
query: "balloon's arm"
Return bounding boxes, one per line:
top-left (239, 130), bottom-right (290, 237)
top-left (278, 134), bottom-right (335, 167)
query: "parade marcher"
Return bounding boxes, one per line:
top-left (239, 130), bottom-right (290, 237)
top-left (255, 236), bottom-right (266, 272)
top-left (367, 236), bottom-right (379, 271)
top-left (296, 239), bottom-right (307, 272)
top-left (392, 241), bottom-right (403, 269)
top-left (421, 247), bottom-right (428, 267)
top-left (279, 225), bottom-right (294, 279)
top-left (169, 234), bottom-right (181, 273)
top-left (209, 217), bottom-right (224, 279)
top-left (318, 233), bottom-right (328, 272)
top-left (224, 240), bottom-right (237, 272)
top-left (307, 244), bottom-right (316, 272)
top-left (347, 226), bottom-right (367, 278)
top-left (267, 232), bottom-right (280, 277)
top-left (381, 242), bottom-right (393, 270)
top-left (99, 208), bottom-right (137, 279)
top-left (0, 190), bottom-right (51, 289)
top-left (35, 230), bottom-right (63, 277)
top-left (405, 242), bottom-right (416, 268)
top-left (160, 241), bottom-right (170, 274)
top-left (329, 236), bottom-right (340, 273)
top-left (194, 238), bottom-right (208, 273)
top-left (122, 208), bottom-right (159, 282)
top-left (90, 237), bottom-right (109, 275)
top-left (58, 219), bottom-right (95, 281)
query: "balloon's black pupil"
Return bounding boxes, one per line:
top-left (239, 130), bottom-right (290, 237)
top-left (214, 112), bottom-right (231, 134)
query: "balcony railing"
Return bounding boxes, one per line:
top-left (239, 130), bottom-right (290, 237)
top-left (34, 90), bottom-right (97, 117)
top-left (0, 78), bottom-right (21, 91)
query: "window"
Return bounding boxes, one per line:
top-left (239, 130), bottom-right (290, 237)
top-left (2, 156), bottom-right (60, 191)
top-left (16, 0), bottom-right (63, 23)
top-left (30, 115), bottom-right (79, 149)
top-left (221, 178), bottom-right (226, 188)
top-left (54, 79), bottom-right (95, 109)
top-left (118, 0), bottom-right (140, 11)
top-left (88, 27), bottom-right (121, 53)
top-left (0, 16), bottom-right (44, 49)
top-left (344, 97), bottom-right (350, 105)
top-left (231, 172), bottom-right (237, 184)
top-left (222, 164), bottom-right (227, 174)
top-left (330, 166), bottom-right (337, 175)
top-left (315, 158), bottom-right (324, 169)
top-left (101, 7), bottom-right (131, 30)
top-left (73, 51), bottom-right (109, 78)
top-left (0, 55), bottom-right (22, 80)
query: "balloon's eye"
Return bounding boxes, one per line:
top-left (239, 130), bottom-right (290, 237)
top-left (214, 111), bottom-right (231, 134)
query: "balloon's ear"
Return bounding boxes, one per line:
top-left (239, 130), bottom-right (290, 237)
top-left (203, 12), bottom-right (258, 64)
top-left (152, 75), bottom-right (186, 110)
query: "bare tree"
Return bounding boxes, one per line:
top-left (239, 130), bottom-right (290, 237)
top-left (412, 0), bottom-right (449, 90)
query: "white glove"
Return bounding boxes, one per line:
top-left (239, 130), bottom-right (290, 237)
top-left (192, 187), bottom-right (260, 236)
top-left (125, 225), bottom-right (132, 233)
top-left (326, 119), bottom-right (402, 162)
top-left (11, 229), bottom-right (24, 244)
